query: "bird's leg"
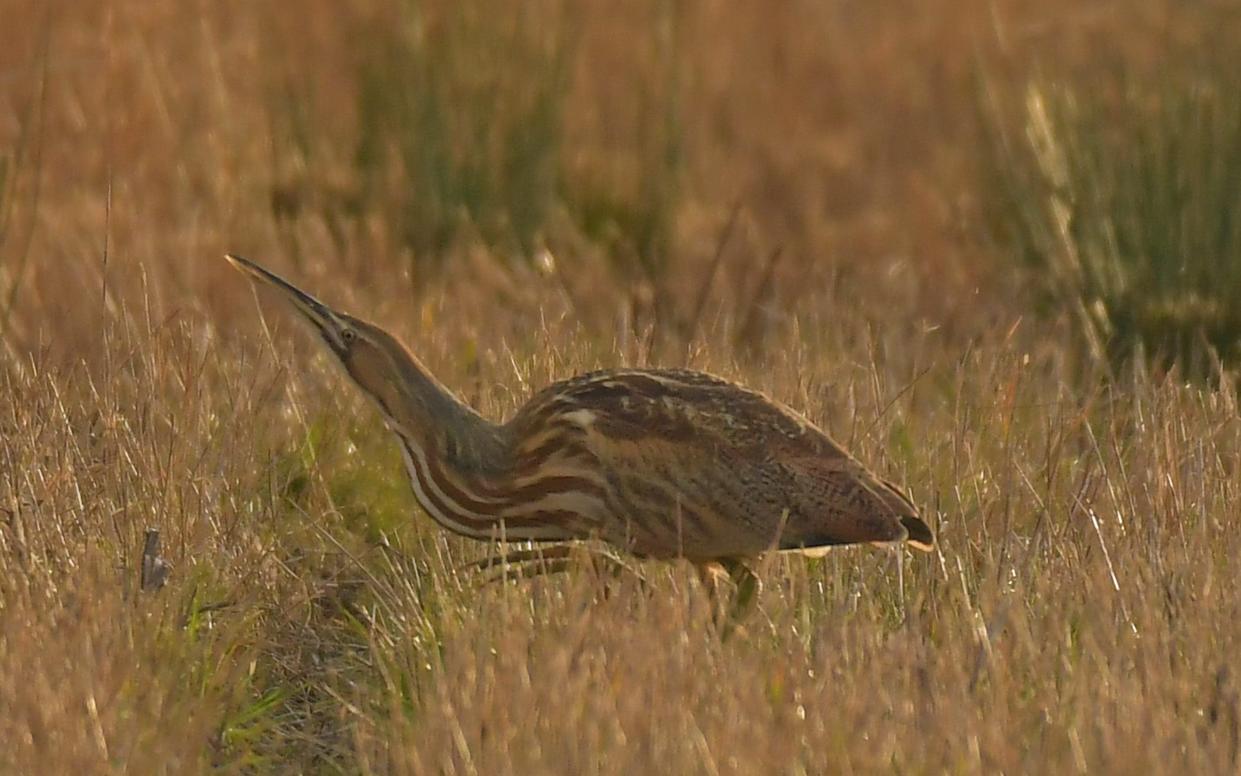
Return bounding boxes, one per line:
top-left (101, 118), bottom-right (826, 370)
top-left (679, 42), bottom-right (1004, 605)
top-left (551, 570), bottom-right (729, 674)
top-left (467, 543), bottom-right (643, 586)
top-left (468, 544), bottom-right (575, 578)
top-left (473, 545), bottom-right (576, 583)
top-left (696, 558), bottom-right (761, 639)
top-left (721, 558), bottom-right (761, 622)
top-left (695, 561), bottom-right (731, 593)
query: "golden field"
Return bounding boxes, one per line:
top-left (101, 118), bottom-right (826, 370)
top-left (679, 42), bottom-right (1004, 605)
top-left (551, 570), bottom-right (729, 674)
top-left (2, 1), bottom-right (1240, 772)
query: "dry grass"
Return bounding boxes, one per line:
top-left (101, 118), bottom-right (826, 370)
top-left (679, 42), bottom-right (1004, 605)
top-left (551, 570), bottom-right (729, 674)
top-left (2, 0), bottom-right (1241, 772)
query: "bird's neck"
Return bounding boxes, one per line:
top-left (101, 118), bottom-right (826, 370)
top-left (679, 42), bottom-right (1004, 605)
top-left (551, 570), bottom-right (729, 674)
top-left (361, 350), bottom-right (512, 476)
top-left (357, 351), bottom-right (590, 541)
top-left (355, 345), bottom-right (584, 542)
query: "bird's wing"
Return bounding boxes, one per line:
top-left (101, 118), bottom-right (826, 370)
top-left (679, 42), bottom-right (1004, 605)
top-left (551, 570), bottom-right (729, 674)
top-left (508, 368), bottom-right (932, 557)
top-left (516, 368), bottom-right (853, 458)
top-left (776, 456), bottom-right (935, 552)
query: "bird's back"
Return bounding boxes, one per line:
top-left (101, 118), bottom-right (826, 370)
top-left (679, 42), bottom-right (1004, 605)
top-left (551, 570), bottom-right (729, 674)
top-left (505, 368), bottom-right (932, 559)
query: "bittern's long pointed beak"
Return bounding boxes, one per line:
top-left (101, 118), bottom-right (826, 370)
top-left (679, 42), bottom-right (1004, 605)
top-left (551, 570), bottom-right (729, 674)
top-left (225, 254), bottom-right (350, 352)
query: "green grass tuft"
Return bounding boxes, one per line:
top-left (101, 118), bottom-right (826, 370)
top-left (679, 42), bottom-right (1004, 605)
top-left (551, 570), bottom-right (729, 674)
top-left (981, 63), bottom-right (1241, 376)
top-left (353, 0), bottom-right (576, 266)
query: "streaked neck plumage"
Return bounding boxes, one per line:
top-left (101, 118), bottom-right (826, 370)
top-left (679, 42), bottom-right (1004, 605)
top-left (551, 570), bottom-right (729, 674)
top-left (340, 326), bottom-right (591, 542)
top-left (345, 326), bottom-right (511, 477)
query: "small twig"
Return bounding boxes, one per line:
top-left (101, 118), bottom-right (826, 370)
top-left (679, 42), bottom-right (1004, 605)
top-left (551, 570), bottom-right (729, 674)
top-left (735, 246), bottom-right (785, 349)
top-left (685, 203), bottom-right (741, 343)
top-left (140, 527), bottom-right (171, 592)
top-left (861, 364), bottom-right (934, 439)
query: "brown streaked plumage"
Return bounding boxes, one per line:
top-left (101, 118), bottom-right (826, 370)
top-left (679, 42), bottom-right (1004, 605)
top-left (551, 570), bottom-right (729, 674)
top-left (226, 254), bottom-right (933, 564)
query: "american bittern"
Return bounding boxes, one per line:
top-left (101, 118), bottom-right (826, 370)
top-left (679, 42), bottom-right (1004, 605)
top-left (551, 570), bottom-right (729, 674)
top-left (227, 254), bottom-right (932, 586)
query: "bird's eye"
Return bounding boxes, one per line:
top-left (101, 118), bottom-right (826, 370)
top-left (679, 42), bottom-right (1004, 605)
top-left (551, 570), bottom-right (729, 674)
top-left (341, 328), bottom-right (357, 344)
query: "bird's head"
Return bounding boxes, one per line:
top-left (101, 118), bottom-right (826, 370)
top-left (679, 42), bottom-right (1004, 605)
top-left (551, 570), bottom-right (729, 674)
top-left (224, 254), bottom-right (417, 409)
top-left (227, 253), bottom-right (502, 467)
top-left (225, 254), bottom-right (367, 355)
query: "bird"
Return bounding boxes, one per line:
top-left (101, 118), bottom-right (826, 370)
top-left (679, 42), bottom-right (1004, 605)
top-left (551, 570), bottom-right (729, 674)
top-left (225, 254), bottom-right (933, 579)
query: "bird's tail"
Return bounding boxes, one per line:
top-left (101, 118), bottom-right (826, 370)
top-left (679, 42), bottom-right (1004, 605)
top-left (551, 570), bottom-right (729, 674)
top-left (900, 515), bottom-right (935, 552)
top-left (878, 478), bottom-right (934, 551)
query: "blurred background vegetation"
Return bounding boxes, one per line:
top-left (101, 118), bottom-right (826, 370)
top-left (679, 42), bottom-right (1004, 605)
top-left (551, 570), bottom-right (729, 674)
top-left (2, 0), bottom-right (1237, 373)
top-left (981, 50), bottom-right (1241, 377)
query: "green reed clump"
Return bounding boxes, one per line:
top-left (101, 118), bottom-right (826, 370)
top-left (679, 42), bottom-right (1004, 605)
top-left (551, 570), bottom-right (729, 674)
top-left (270, 0), bottom-right (686, 287)
top-left (353, 1), bottom-right (574, 265)
top-left (982, 67), bottom-right (1241, 376)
